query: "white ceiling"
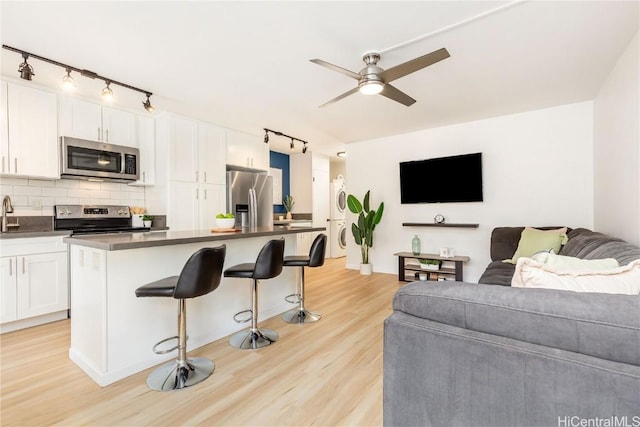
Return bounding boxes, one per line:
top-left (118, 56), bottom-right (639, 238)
top-left (1, 1), bottom-right (638, 159)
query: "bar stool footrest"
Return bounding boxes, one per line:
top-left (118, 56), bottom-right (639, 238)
top-left (284, 293), bottom-right (301, 304)
top-left (233, 309), bottom-right (252, 323)
top-left (152, 334), bottom-right (190, 355)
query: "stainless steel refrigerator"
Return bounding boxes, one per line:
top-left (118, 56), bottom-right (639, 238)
top-left (227, 170), bottom-right (273, 228)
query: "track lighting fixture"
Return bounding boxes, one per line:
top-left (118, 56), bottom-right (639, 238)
top-left (263, 128), bottom-right (309, 154)
top-left (62, 67), bottom-right (75, 90)
top-left (337, 151), bottom-right (346, 158)
top-left (18, 52), bottom-right (34, 81)
top-left (3, 44), bottom-right (154, 112)
top-left (101, 81), bottom-right (113, 101)
top-left (142, 93), bottom-right (155, 113)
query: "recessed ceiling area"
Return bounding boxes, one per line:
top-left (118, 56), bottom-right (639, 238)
top-left (1, 1), bottom-right (637, 158)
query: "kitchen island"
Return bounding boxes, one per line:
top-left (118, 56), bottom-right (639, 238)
top-left (65, 225), bottom-right (324, 386)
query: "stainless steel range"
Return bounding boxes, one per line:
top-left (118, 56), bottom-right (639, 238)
top-left (54, 205), bottom-right (149, 235)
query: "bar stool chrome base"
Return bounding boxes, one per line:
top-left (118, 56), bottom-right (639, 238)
top-left (146, 357), bottom-right (214, 391)
top-left (282, 307), bottom-right (321, 324)
top-left (230, 328), bottom-right (279, 350)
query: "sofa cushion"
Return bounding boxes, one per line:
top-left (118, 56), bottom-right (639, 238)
top-left (489, 226), bottom-right (569, 261)
top-left (478, 260), bottom-right (515, 286)
top-left (505, 227), bottom-right (568, 264)
top-left (531, 251), bottom-right (619, 272)
top-left (393, 281), bottom-right (640, 366)
top-left (512, 258), bottom-right (640, 295)
top-left (560, 228), bottom-right (640, 265)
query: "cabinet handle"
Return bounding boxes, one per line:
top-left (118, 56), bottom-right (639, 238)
top-left (142, 171), bottom-right (146, 183)
top-left (9, 258), bottom-right (12, 276)
top-left (195, 171), bottom-right (199, 182)
top-left (195, 188), bottom-right (198, 200)
top-left (106, 129), bottom-right (109, 142)
top-left (98, 128), bottom-right (101, 141)
top-left (204, 171), bottom-right (207, 182)
top-left (2, 156), bottom-right (4, 173)
top-left (14, 158), bottom-right (17, 174)
top-left (22, 257), bottom-right (25, 274)
top-left (204, 189), bottom-right (207, 199)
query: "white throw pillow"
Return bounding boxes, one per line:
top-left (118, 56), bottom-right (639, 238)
top-left (511, 258), bottom-right (640, 295)
top-left (531, 252), bottom-right (619, 272)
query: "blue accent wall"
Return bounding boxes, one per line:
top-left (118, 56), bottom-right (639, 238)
top-left (270, 151), bottom-right (290, 213)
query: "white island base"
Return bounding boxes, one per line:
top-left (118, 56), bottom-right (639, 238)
top-left (68, 232), bottom-right (302, 387)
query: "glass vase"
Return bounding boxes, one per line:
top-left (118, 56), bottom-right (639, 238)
top-left (412, 235), bottom-right (421, 255)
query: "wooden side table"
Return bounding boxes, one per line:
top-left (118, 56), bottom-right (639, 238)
top-left (394, 252), bottom-right (471, 282)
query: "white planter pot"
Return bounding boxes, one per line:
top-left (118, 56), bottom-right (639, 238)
top-left (420, 264), bottom-right (439, 271)
top-left (143, 221), bottom-right (152, 228)
top-left (360, 263), bottom-right (373, 275)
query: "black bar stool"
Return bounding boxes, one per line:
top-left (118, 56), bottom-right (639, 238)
top-left (135, 245), bottom-right (226, 391)
top-left (282, 234), bottom-right (326, 324)
top-left (224, 238), bottom-right (285, 350)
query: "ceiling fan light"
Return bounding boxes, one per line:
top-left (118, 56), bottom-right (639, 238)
top-left (359, 80), bottom-right (383, 95)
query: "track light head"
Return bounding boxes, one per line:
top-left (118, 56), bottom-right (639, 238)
top-left (337, 151), bottom-right (346, 158)
top-left (302, 142), bottom-right (308, 154)
top-left (101, 81), bottom-right (113, 101)
top-left (142, 93), bottom-right (155, 113)
top-left (290, 138), bottom-right (295, 150)
top-left (264, 131), bottom-right (269, 144)
top-left (18, 53), bottom-right (34, 81)
top-left (62, 67), bottom-right (75, 90)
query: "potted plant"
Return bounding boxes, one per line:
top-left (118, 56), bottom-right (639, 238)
top-left (142, 214), bottom-right (153, 228)
top-left (419, 259), bottom-right (441, 271)
top-left (283, 195), bottom-right (294, 219)
top-left (347, 190), bottom-right (384, 275)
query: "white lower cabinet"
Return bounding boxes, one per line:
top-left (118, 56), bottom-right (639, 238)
top-left (168, 181), bottom-right (225, 231)
top-left (0, 237), bottom-right (69, 332)
top-left (293, 222), bottom-right (313, 255)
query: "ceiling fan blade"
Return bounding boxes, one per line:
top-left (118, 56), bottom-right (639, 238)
top-left (310, 59), bottom-right (361, 80)
top-left (319, 87), bottom-right (360, 108)
top-left (380, 84), bottom-right (416, 106)
top-left (380, 48), bottom-right (450, 83)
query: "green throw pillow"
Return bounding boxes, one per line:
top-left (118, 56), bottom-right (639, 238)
top-left (504, 227), bottom-right (568, 264)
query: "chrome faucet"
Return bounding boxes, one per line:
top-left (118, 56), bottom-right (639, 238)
top-left (2, 195), bottom-right (14, 232)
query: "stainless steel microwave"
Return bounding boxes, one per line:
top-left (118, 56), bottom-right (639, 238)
top-left (60, 137), bottom-right (139, 182)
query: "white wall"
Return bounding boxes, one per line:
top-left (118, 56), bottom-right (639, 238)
top-left (0, 177), bottom-right (145, 216)
top-left (346, 101), bottom-right (594, 282)
top-left (593, 32), bottom-right (640, 246)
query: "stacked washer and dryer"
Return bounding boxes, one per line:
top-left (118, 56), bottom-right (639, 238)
top-left (329, 178), bottom-right (347, 258)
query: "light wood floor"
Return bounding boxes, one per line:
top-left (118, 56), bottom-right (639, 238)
top-left (0, 258), bottom-right (403, 426)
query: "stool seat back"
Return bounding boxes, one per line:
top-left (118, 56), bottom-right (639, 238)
top-left (308, 234), bottom-right (327, 267)
top-left (253, 238), bottom-right (285, 279)
top-left (174, 245), bottom-right (226, 299)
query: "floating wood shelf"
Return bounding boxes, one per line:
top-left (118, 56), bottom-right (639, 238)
top-left (402, 223), bottom-right (479, 228)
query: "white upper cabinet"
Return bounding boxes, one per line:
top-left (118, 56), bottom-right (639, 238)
top-left (132, 115), bottom-right (155, 186)
top-left (0, 81), bottom-right (8, 173)
top-left (58, 97), bottom-right (137, 147)
top-left (198, 123), bottom-right (226, 185)
top-left (101, 106), bottom-right (137, 147)
top-left (226, 129), bottom-right (268, 171)
top-left (2, 81), bottom-right (58, 178)
top-left (168, 116), bottom-right (199, 182)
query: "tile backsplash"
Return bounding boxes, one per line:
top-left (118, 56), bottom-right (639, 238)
top-left (0, 177), bottom-right (146, 216)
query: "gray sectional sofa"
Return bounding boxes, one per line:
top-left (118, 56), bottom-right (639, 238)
top-left (383, 227), bottom-right (640, 427)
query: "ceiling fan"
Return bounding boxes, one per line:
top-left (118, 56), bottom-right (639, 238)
top-left (310, 48), bottom-right (450, 107)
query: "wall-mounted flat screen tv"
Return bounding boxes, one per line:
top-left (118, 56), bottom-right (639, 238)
top-left (399, 153), bottom-right (483, 203)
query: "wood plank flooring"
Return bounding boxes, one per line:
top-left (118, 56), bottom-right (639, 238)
top-left (0, 258), bottom-right (403, 426)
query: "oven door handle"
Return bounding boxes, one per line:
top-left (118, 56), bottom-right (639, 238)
top-left (120, 153), bottom-right (126, 174)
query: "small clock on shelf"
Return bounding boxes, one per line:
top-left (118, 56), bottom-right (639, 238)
top-left (434, 214), bottom-right (445, 224)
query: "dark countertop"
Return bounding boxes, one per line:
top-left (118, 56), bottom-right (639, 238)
top-left (0, 230), bottom-right (72, 239)
top-left (64, 225), bottom-right (325, 251)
